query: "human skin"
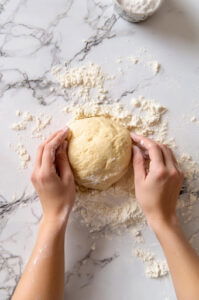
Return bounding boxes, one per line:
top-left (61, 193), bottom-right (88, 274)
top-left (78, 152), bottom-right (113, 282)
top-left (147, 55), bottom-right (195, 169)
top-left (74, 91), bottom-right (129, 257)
top-left (131, 133), bottom-right (199, 300)
top-left (12, 128), bottom-right (75, 300)
top-left (12, 130), bottom-right (199, 300)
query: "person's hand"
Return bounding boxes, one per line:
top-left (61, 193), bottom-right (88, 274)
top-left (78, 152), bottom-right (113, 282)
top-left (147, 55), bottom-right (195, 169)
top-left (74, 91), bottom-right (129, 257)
top-left (31, 128), bottom-right (75, 223)
top-left (131, 133), bottom-right (184, 230)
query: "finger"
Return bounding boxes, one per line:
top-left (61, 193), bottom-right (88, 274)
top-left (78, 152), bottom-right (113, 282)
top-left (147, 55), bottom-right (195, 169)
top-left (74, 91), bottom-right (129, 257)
top-left (168, 148), bottom-right (182, 174)
top-left (42, 129), bottom-right (69, 172)
top-left (45, 130), bottom-right (62, 143)
top-left (45, 128), bottom-right (69, 144)
top-left (168, 147), bottom-right (178, 165)
top-left (34, 133), bottom-right (59, 170)
top-left (56, 141), bottom-right (72, 181)
top-left (34, 142), bottom-right (45, 169)
top-left (159, 145), bottom-right (175, 170)
top-left (131, 133), bottom-right (164, 167)
top-left (132, 145), bottom-right (146, 181)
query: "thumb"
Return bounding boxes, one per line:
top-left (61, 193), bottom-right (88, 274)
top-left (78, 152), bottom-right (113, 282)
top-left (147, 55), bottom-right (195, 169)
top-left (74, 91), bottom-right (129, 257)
top-left (56, 141), bottom-right (71, 180)
top-left (132, 145), bottom-right (146, 181)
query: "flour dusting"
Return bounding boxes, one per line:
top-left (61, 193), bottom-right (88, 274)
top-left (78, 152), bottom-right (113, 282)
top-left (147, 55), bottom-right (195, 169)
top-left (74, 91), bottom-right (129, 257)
top-left (133, 248), bottom-right (169, 278)
top-left (9, 59), bottom-right (199, 278)
top-left (51, 62), bottom-right (198, 236)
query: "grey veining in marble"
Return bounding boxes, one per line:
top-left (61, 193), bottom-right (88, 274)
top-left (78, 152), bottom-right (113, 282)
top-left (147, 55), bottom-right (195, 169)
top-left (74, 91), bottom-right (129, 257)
top-left (1, 0), bottom-right (199, 299)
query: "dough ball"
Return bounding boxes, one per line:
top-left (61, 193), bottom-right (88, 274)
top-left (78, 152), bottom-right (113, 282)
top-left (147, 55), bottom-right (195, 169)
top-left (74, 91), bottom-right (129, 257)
top-left (68, 116), bottom-right (132, 190)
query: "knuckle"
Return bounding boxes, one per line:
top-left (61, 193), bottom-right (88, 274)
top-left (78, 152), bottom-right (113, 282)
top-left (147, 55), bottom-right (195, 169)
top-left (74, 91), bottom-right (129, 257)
top-left (150, 143), bottom-right (159, 151)
top-left (159, 143), bottom-right (166, 148)
top-left (162, 144), bottom-right (169, 151)
top-left (155, 167), bottom-right (167, 180)
top-left (163, 142), bottom-right (169, 147)
top-left (38, 172), bottom-right (50, 183)
top-left (45, 143), bottom-right (53, 151)
top-left (169, 169), bottom-right (179, 178)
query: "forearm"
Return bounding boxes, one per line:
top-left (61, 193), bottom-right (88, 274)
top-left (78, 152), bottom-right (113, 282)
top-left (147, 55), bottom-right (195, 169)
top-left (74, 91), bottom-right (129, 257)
top-left (12, 216), bottom-right (68, 300)
top-left (152, 219), bottom-right (199, 300)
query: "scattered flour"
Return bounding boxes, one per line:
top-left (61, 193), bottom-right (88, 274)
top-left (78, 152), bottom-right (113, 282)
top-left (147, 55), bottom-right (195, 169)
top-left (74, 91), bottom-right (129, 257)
top-left (11, 111), bottom-right (52, 139)
top-left (126, 55), bottom-right (161, 75)
top-left (147, 60), bottom-right (161, 75)
top-left (8, 58), bottom-right (199, 280)
top-left (61, 97), bottom-right (168, 234)
top-left (62, 95), bottom-right (167, 140)
top-left (145, 260), bottom-right (168, 278)
top-left (133, 248), bottom-right (169, 278)
top-left (73, 167), bottom-right (144, 233)
top-left (56, 62), bottom-right (198, 235)
top-left (190, 116), bottom-right (199, 125)
top-left (11, 111), bottom-right (52, 168)
top-left (11, 111), bottom-right (33, 131)
top-left (52, 62), bottom-right (110, 104)
top-left (116, 57), bottom-right (123, 63)
top-left (132, 229), bottom-right (144, 243)
top-left (11, 122), bottom-right (27, 131)
top-left (128, 56), bottom-right (139, 64)
top-left (31, 114), bottom-right (52, 138)
top-left (190, 116), bottom-right (197, 123)
top-left (14, 143), bottom-right (30, 169)
top-left (181, 114), bottom-right (199, 126)
top-left (15, 110), bottom-right (21, 117)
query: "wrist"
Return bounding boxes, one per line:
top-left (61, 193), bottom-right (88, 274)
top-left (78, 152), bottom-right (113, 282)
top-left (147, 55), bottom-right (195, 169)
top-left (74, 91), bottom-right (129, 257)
top-left (41, 209), bottom-right (71, 230)
top-left (147, 214), bottom-right (179, 234)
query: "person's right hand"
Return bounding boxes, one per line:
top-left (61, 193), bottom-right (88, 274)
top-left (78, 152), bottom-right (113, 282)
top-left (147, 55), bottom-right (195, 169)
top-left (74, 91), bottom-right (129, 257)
top-left (31, 128), bottom-right (75, 224)
top-left (131, 133), bottom-right (184, 230)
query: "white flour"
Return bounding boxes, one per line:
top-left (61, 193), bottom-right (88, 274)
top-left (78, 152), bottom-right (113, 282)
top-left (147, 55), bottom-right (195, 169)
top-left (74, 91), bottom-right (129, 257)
top-left (51, 61), bottom-right (199, 236)
top-left (14, 143), bottom-right (30, 169)
top-left (133, 248), bottom-right (169, 278)
top-left (119, 0), bottom-right (161, 14)
top-left (9, 58), bottom-right (199, 278)
top-left (61, 96), bottom-right (169, 234)
top-left (147, 60), bottom-right (161, 75)
top-left (11, 111), bottom-right (52, 139)
top-left (52, 63), bottom-right (111, 104)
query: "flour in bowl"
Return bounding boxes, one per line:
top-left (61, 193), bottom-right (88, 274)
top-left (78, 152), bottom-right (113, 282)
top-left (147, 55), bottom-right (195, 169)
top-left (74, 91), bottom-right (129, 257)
top-left (119, 0), bottom-right (162, 14)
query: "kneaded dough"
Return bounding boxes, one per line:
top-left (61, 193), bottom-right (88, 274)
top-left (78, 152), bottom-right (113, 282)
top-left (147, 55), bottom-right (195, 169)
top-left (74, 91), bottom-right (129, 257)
top-left (68, 116), bottom-right (132, 190)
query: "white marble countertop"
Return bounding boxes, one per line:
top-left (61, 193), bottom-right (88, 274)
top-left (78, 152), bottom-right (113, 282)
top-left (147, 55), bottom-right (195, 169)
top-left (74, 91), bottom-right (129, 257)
top-left (1, 0), bottom-right (199, 299)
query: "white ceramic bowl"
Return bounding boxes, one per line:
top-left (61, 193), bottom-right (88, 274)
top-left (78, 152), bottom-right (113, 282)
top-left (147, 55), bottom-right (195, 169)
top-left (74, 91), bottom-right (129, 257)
top-left (114, 0), bottom-right (163, 23)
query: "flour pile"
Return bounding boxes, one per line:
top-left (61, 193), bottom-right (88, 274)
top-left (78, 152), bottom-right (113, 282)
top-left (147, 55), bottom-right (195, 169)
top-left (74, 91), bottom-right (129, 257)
top-left (10, 61), bottom-right (199, 237)
top-left (119, 0), bottom-right (161, 14)
top-left (51, 62), bottom-right (199, 237)
top-left (10, 58), bottom-right (199, 278)
top-left (133, 248), bottom-right (169, 278)
top-left (53, 62), bottom-right (170, 234)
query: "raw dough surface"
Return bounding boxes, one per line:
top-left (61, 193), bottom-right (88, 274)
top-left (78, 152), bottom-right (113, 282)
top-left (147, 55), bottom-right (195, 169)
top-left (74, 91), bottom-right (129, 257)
top-left (68, 116), bottom-right (132, 190)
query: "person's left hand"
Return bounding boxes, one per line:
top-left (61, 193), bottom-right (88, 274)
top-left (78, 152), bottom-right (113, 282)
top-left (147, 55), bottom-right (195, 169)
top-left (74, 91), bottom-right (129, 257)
top-left (31, 128), bottom-right (75, 223)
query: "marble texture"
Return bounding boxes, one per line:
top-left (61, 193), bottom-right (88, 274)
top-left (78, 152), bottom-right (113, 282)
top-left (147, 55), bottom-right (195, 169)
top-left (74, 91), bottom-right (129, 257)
top-left (0, 0), bottom-right (199, 299)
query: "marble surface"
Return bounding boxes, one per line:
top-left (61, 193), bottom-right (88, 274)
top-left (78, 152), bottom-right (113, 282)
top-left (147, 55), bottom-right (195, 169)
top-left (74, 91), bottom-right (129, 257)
top-left (0, 0), bottom-right (199, 299)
